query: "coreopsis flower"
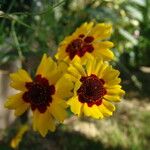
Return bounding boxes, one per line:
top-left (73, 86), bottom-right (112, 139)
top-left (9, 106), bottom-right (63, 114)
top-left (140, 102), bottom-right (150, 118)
top-left (56, 22), bottom-right (114, 62)
top-left (65, 54), bottom-right (125, 119)
top-left (4, 54), bottom-right (71, 137)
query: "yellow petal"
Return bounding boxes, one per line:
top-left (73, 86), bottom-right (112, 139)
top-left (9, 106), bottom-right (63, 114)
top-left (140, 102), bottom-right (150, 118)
top-left (90, 23), bottom-right (112, 40)
top-left (10, 82), bottom-right (26, 91)
top-left (92, 59), bottom-right (103, 75)
top-left (57, 60), bottom-right (69, 74)
top-left (46, 60), bottom-right (68, 85)
top-left (68, 65), bottom-right (81, 79)
top-left (106, 88), bottom-right (125, 96)
top-left (46, 69), bottom-right (60, 85)
top-left (75, 22), bottom-right (94, 36)
top-left (74, 80), bottom-right (82, 94)
top-left (102, 66), bottom-right (120, 82)
top-left (94, 48), bottom-right (114, 60)
top-left (7, 93), bottom-right (30, 116)
top-left (5, 93), bottom-right (22, 109)
top-left (105, 78), bottom-right (121, 86)
top-left (97, 62), bottom-right (108, 78)
top-left (14, 103), bottom-right (29, 116)
top-left (104, 84), bottom-right (125, 98)
top-left (10, 69), bottom-right (32, 82)
top-left (92, 41), bottom-right (114, 60)
top-left (17, 69), bottom-right (32, 82)
top-left (83, 103), bottom-right (103, 119)
top-left (67, 96), bottom-right (82, 116)
top-left (33, 109), bottom-right (56, 137)
top-left (102, 100), bottom-right (115, 112)
top-left (32, 109), bottom-right (39, 131)
top-left (99, 103), bottom-right (114, 117)
top-left (49, 98), bottom-right (68, 122)
top-left (72, 61), bottom-right (86, 76)
top-left (94, 41), bottom-right (114, 49)
top-left (85, 57), bottom-right (94, 76)
top-left (36, 54), bottom-right (58, 83)
top-left (36, 54), bottom-right (48, 75)
top-left (105, 85), bottom-right (122, 89)
top-left (64, 74), bottom-right (78, 83)
top-left (55, 45), bottom-right (68, 60)
top-left (10, 69), bottom-right (32, 91)
top-left (104, 95), bottom-right (121, 102)
top-left (56, 75), bottom-right (74, 99)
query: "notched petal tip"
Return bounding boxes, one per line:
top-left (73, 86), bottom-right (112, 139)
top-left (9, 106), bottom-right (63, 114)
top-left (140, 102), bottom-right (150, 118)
top-left (4, 100), bottom-right (11, 108)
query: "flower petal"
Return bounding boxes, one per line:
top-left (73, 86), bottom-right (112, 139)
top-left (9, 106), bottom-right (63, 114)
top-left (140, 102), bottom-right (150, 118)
top-left (4, 92), bottom-right (29, 110)
top-left (49, 98), bottom-right (68, 122)
top-left (36, 54), bottom-right (48, 75)
top-left (83, 103), bottom-right (103, 119)
top-left (72, 61), bottom-right (86, 76)
top-left (106, 88), bottom-right (125, 97)
top-left (14, 103), bottom-right (29, 116)
top-left (56, 75), bottom-right (74, 99)
top-left (89, 23), bottom-right (112, 40)
top-left (102, 100), bottom-right (115, 112)
top-left (10, 69), bottom-right (32, 91)
top-left (33, 109), bottom-right (56, 137)
top-left (36, 54), bottom-right (60, 84)
top-left (99, 103), bottom-right (115, 117)
top-left (5, 92), bottom-right (30, 116)
top-left (68, 65), bottom-right (81, 79)
top-left (75, 22), bottom-right (94, 36)
top-left (102, 66), bottom-right (120, 82)
top-left (67, 96), bottom-right (82, 116)
top-left (104, 95), bottom-right (121, 102)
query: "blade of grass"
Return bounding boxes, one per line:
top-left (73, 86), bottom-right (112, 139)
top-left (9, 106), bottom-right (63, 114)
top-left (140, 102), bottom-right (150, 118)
top-left (11, 0), bottom-right (66, 16)
top-left (0, 0), bottom-right (65, 30)
top-left (0, 13), bottom-right (34, 30)
top-left (11, 20), bottom-right (24, 67)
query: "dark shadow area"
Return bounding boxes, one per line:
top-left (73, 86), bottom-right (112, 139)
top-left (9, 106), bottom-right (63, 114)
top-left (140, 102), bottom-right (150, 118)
top-left (116, 62), bottom-right (150, 100)
top-left (1, 120), bottom-right (127, 150)
top-left (122, 69), bottom-right (150, 99)
top-left (0, 141), bottom-right (13, 150)
top-left (17, 129), bottom-right (125, 150)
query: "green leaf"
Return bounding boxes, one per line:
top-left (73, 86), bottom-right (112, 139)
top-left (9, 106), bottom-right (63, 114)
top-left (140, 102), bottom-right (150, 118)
top-left (126, 6), bottom-right (143, 21)
top-left (119, 28), bottom-right (138, 45)
top-left (130, 0), bottom-right (146, 7)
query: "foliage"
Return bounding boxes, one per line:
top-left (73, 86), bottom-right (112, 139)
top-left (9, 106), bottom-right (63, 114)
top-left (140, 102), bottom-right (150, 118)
top-left (0, 0), bottom-right (150, 68)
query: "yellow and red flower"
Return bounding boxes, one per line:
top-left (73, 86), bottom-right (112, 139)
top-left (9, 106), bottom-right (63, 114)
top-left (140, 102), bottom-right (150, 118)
top-left (4, 54), bottom-right (71, 137)
top-left (56, 22), bottom-right (114, 62)
top-left (64, 54), bottom-right (125, 119)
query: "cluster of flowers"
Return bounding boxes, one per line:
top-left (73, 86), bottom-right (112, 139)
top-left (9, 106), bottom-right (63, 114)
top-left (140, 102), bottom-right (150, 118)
top-left (5, 22), bottom-right (125, 137)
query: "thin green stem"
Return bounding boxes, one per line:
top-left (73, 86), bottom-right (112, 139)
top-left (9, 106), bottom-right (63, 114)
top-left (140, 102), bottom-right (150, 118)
top-left (0, 13), bottom-right (34, 30)
top-left (1, 0), bottom-right (15, 29)
top-left (11, 20), bottom-right (24, 67)
top-left (0, 0), bottom-right (65, 30)
top-left (11, 0), bottom-right (66, 16)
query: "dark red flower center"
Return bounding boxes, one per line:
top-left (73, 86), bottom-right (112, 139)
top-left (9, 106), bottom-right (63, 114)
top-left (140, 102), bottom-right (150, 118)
top-left (66, 34), bottom-right (94, 60)
top-left (23, 75), bottom-right (55, 113)
top-left (77, 74), bottom-right (106, 107)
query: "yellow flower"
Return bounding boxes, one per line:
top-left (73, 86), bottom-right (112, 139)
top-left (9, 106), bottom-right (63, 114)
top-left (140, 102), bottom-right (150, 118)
top-left (4, 54), bottom-right (70, 137)
top-left (11, 124), bottom-right (29, 149)
top-left (65, 54), bottom-right (125, 119)
top-left (56, 22), bottom-right (114, 62)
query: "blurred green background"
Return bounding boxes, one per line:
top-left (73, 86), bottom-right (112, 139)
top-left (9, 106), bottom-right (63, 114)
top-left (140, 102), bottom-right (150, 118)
top-left (0, 0), bottom-right (150, 150)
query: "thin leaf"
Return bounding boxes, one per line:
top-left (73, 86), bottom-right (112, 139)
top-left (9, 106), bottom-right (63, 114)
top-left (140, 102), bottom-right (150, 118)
top-left (119, 28), bottom-right (138, 45)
